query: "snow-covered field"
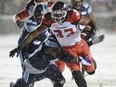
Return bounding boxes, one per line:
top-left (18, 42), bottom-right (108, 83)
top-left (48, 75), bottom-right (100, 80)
top-left (0, 31), bottom-right (116, 87)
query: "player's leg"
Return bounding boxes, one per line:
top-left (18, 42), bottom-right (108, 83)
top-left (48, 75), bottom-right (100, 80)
top-left (66, 62), bottom-right (87, 87)
top-left (80, 39), bottom-right (96, 74)
top-left (9, 78), bottom-right (29, 87)
top-left (80, 57), bottom-right (97, 77)
top-left (72, 70), bottom-right (87, 87)
top-left (62, 41), bottom-right (88, 87)
top-left (55, 60), bottom-right (65, 73)
top-left (44, 64), bottom-right (65, 87)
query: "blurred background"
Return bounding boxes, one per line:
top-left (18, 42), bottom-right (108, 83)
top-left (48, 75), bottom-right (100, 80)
top-left (0, 0), bottom-right (116, 35)
top-left (0, 1), bottom-right (116, 87)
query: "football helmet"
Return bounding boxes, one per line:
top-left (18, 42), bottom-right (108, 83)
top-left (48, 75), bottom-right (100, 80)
top-left (33, 3), bottom-right (47, 21)
top-left (73, 0), bottom-right (83, 10)
top-left (51, 1), bottom-right (67, 24)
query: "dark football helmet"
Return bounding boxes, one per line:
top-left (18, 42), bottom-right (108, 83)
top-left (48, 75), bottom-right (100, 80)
top-left (33, 3), bottom-right (47, 21)
top-left (51, 1), bottom-right (67, 24)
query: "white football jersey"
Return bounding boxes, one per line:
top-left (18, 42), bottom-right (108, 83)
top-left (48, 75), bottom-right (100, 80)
top-left (49, 22), bottom-right (81, 46)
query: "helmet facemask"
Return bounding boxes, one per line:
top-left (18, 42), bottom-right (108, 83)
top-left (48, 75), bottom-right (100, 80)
top-left (51, 1), bottom-right (67, 24)
top-left (51, 9), bottom-right (67, 24)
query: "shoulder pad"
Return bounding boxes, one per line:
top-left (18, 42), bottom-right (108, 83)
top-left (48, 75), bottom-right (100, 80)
top-left (24, 17), bottom-right (39, 32)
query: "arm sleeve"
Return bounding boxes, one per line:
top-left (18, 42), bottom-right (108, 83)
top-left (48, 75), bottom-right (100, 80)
top-left (71, 9), bottom-right (81, 24)
top-left (16, 9), bottom-right (29, 20)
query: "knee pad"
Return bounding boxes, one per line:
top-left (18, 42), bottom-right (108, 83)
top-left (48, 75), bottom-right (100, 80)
top-left (72, 70), bottom-right (87, 87)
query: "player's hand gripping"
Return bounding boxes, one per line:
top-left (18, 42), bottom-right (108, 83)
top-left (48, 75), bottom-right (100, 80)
top-left (9, 47), bottom-right (21, 58)
top-left (92, 34), bottom-right (105, 45)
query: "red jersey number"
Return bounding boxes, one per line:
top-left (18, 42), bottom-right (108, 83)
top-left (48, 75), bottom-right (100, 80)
top-left (53, 28), bottom-right (75, 38)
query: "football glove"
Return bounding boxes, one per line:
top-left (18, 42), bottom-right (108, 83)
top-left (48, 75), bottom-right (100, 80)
top-left (9, 47), bottom-right (21, 58)
top-left (92, 34), bottom-right (105, 45)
